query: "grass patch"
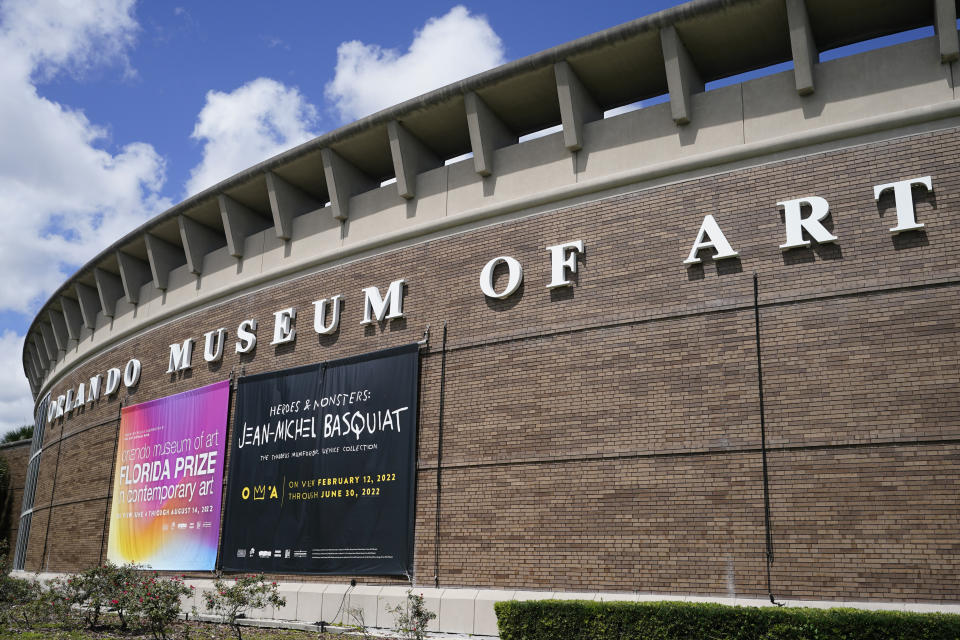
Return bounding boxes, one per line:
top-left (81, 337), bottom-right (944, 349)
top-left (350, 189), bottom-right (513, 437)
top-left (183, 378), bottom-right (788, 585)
top-left (0, 618), bottom-right (393, 640)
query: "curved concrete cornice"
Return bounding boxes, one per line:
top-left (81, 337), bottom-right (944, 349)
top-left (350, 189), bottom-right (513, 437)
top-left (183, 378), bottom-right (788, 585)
top-left (32, 91), bottom-right (960, 400)
top-left (22, 0), bottom-right (960, 398)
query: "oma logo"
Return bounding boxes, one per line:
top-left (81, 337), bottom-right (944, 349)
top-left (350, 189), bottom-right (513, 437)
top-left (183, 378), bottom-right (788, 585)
top-left (241, 485), bottom-right (279, 500)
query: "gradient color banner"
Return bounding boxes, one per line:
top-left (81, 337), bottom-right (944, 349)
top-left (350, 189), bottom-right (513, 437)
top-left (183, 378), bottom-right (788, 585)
top-left (107, 380), bottom-right (230, 570)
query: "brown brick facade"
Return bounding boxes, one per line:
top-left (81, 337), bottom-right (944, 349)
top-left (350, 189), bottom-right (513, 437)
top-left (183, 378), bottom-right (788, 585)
top-left (20, 126), bottom-right (960, 603)
top-left (0, 440), bottom-right (29, 554)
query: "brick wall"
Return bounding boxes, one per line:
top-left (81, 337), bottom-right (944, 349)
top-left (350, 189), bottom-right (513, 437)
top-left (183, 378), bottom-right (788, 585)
top-left (21, 126), bottom-right (960, 602)
top-left (0, 439), bottom-right (29, 554)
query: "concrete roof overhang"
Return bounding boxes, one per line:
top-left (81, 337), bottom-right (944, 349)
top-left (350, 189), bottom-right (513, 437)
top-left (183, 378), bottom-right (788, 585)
top-left (20, 0), bottom-right (955, 394)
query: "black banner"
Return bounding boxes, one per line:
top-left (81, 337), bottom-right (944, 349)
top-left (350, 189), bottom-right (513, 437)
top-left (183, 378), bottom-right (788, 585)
top-left (220, 343), bottom-right (420, 575)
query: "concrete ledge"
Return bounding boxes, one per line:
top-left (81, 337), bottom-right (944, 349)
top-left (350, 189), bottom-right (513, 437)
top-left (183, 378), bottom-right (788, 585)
top-left (273, 581), bottom-right (302, 621)
top-left (296, 583), bottom-right (327, 623)
top-left (547, 590), bottom-right (596, 600)
top-left (474, 590), bottom-right (515, 636)
top-left (189, 579), bottom-right (216, 615)
top-left (375, 587), bottom-right (407, 629)
top-left (438, 588), bottom-right (478, 635)
top-left (346, 585), bottom-right (382, 629)
top-left (11, 572), bottom-right (960, 636)
top-left (320, 583), bottom-right (352, 625)
top-left (597, 592), bottom-right (641, 602)
top-left (186, 613), bottom-right (497, 638)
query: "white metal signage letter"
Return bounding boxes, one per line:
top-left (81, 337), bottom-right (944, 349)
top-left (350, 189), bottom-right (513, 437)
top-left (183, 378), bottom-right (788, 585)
top-left (313, 295), bottom-right (343, 335)
top-left (123, 359), bottom-right (142, 388)
top-left (87, 375), bottom-right (101, 405)
top-left (778, 196), bottom-right (837, 250)
top-left (104, 368), bottom-right (122, 395)
top-left (546, 240), bottom-right (584, 288)
top-left (271, 308), bottom-right (297, 344)
top-left (480, 256), bottom-right (523, 299)
top-left (203, 328), bottom-right (228, 362)
top-left (361, 280), bottom-right (405, 325)
top-left (167, 339), bottom-right (195, 373)
top-left (236, 319), bottom-right (258, 354)
top-left (683, 215), bottom-right (739, 264)
top-left (873, 176), bottom-right (931, 234)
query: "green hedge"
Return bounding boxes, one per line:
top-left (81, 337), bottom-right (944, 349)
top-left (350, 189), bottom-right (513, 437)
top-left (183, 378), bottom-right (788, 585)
top-left (494, 599), bottom-right (960, 640)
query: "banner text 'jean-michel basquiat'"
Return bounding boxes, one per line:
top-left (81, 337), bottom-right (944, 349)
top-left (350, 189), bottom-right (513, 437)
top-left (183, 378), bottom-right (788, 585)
top-left (107, 380), bottom-right (230, 570)
top-left (220, 343), bottom-right (419, 575)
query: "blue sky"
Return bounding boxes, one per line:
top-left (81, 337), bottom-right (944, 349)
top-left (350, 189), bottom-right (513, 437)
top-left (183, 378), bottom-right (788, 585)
top-left (0, 0), bottom-right (937, 436)
top-left (39, 2), bottom-right (678, 198)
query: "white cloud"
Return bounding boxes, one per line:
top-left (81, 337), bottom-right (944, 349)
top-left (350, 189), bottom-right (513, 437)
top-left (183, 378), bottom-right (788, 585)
top-left (186, 6), bottom-right (507, 194)
top-left (0, 0), bottom-right (169, 314)
top-left (0, 331), bottom-right (34, 438)
top-left (185, 78), bottom-right (318, 196)
top-left (325, 5), bottom-right (505, 123)
top-left (0, 0), bottom-right (171, 434)
top-left (0, 0), bottom-right (139, 80)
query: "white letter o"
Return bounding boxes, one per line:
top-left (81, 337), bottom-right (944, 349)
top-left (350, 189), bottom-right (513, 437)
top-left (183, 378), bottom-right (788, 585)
top-left (480, 256), bottom-right (523, 299)
top-left (123, 359), bottom-right (142, 388)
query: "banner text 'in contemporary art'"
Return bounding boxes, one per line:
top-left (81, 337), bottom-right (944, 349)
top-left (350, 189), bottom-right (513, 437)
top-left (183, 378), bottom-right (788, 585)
top-left (107, 380), bottom-right (230, 570)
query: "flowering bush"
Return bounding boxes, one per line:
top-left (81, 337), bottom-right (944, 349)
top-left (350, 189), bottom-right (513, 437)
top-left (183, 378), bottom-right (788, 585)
top-left (105, 561), bottom-right (145, 630)
top-left (1, 565), bottom-right (74, 630)
top-left (0, 557), bottom-right (191, 636)
top-left (202, 573), bottom-right (286, 640)
top-left (66, 562), bottom-right (119, 628)
top-left (386, 589), bottom-right (437, 640)
top-left (130, 571), bottom-right (191, 640)
top-left (42, 576), bottom-right (81, 627)
top-left (0, 572), bottom-right (42, 627)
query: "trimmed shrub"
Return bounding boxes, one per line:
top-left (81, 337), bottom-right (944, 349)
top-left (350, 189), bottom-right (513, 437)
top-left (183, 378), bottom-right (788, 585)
top-left (494, 599), bottom-right (960, 640)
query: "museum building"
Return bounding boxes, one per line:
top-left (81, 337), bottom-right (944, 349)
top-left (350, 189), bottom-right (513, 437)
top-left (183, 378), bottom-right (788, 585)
top-left (7, 0), bottom-right (960, 634)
